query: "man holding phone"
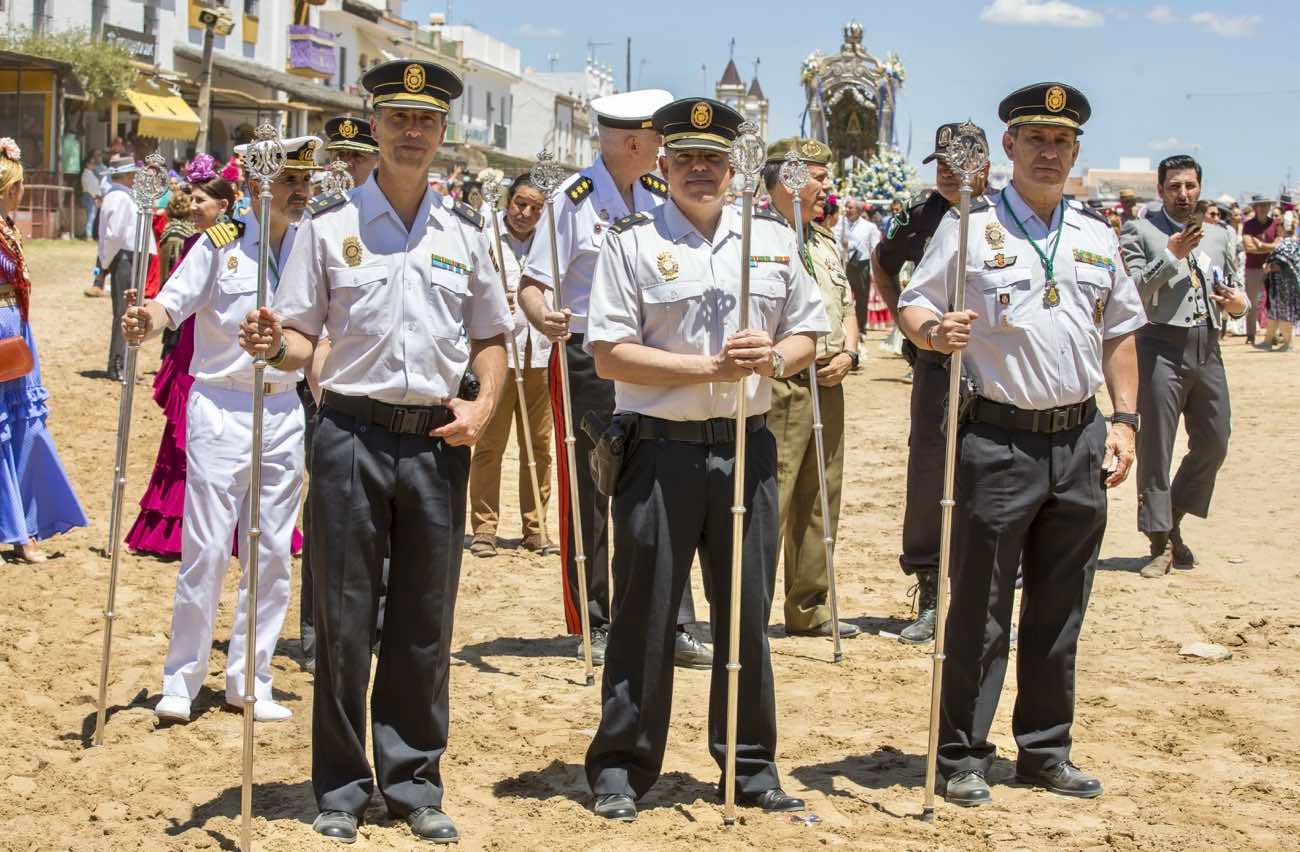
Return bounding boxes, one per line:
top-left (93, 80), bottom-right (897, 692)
top-left (1119, 154), bottom-right (1248, 579)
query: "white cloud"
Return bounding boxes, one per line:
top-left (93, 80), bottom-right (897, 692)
top-left (516, 23), bottom-right (564, 38)
top-left (1147, 4), bottom-right (1175, 23)
top-left (1148, 136), bottom-right (1202, 152)
top-left (1189, 11), bottom-right (1260, 37)
top-left (980, 0), bottom-right (1104, 28)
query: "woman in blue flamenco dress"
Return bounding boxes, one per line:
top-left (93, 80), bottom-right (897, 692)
top-left (0, 137), bottom-right (87, 562)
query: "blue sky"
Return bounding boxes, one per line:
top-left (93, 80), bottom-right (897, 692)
top-left (410, 0), bottom-right (1298, 198)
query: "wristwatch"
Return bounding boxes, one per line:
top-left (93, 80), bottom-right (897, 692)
top-left (846, 350), bottom-right (860, 370)
top-left (770, 350), bottom-right (786, 379)
top-left (266, 337), bottom-right (288, 369)
top-left (1110, 411), bottom-right (1140, 432)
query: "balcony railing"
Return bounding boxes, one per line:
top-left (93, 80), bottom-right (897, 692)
top-left (287, 25), bottom-right (337, 79)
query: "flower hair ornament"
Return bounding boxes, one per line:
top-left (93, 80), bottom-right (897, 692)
top-left (0, 138), bottom-right (21, 163)
top-left (220, 156), bottom-right (242, 182)
top-left (186, 153), bottom-right (217, 183)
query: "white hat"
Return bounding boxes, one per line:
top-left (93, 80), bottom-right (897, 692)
top-left (429, 171), bottom-right (446, 183)
top-left (590, 89), bottom-right (674, 130)
top-left (233, 135), bottom-right (324, 171)
top-left (107, 154), bottom-right (138, 175)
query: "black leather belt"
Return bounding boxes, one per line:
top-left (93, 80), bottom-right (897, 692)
top-left (636, 414), bottom-right (766, 445)
top-left (968, 396), bottom-right (1095, 435)
top-left (322, 390), bottom-right (453, 435)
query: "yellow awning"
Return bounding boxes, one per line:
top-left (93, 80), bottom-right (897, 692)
top-left (125, 87), bottom-right (201, 141)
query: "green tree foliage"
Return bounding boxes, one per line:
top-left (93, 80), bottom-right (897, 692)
top-left (0, 27), bottom-right (137, 107)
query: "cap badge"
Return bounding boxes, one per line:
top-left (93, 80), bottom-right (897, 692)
top-left (226, 255), bottom-right (238, 271)
top-left (404, 63), bottom-right (426, 93)
top-left (690, 101), bottom-right (712, 130)
top-left (339, 119), bottom-right (358, 139)
top-left (343, 235), bottom-right (362, 267)
top-left (938, 126), bottom-right (953, 147)
top-left (800, 139), bottom-right (820, 157)
top-left (985, 221), bottom-right (1005, 250)
top-left (657, 250), bottom-right (679, 281)
top-left (299, 141), bottom-right (316, 163)
top-left (1046, 85), bottom-right (1067, 113)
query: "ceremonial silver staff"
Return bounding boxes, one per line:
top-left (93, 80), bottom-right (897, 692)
top-left (482, 178), bottom-right (550, 554)
top-left (320, 158), bottom-right (355, 197)
top-left (241, 123), bottom-right (287, 852)
top-left (921, 121), bottom-right (989, 823)
top-left (532, 149), bottom-right (594, 686)
top-left (779, 150), bottom-right (845, 665)
top-left (723, 120), bottom-right (766, 827)
top-left (93, 152), bottom-right (166, 747)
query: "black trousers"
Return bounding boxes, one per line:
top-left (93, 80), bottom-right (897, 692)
top-left (310, 403), bottom-right (468, 818)
top-left (554, 336), bottom-right (696, 632)
top-left (1136, 324), bottom-right (1231, 534)
top-left (298, 382), bottom-right (318, 660)
top-left (845, 255), bottom-right (871, 333)
top-left (899, 349), bottom-right (948, 578)
top-left (585, 426), bottom-right (781, 800)
top-left (937, 410), bottom-right (1106, 779)
top-left (106, 250), bottom-right (137, 376)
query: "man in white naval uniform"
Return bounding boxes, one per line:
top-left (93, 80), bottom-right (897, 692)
top-left (122, 136), bottom-right (323, 724)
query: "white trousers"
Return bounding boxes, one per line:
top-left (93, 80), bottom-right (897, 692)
top-left (161, 381), bottom-right (305, 704)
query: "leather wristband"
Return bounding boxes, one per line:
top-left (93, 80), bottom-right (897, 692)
top-left (1110, 411), bottom-right (1139, 432)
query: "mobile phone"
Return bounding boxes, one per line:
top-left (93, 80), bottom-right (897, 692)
top-left (1185, 209), bottom-right (1204, 229)
top-left (1211, 268), bottom-right (1230, 297)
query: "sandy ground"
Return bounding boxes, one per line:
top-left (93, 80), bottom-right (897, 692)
top-left (0, 239), bottom-right (1297, 851)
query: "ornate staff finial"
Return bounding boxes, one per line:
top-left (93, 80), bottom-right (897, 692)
top-left (778, 149), bottom-right (811, 194)
top-left (321, 159), bottom-right (354, 195)
top-left (530, 149), bottom-right (565, 194)
top-left (131, 152), bottom-right (168, 208)
top-left (729, 121), bottom-right (766, 192)
top-left (245, 124), bottom-right (287, 185)
top-left (941, 120), bottom-right (989, 186)
top-left (481, 177), bottom-right (503, 208)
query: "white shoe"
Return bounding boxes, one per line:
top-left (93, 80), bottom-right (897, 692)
top-left (154, 695), bottom-right (192, 722)
top-left (226, 697), bottom-right (293, 722)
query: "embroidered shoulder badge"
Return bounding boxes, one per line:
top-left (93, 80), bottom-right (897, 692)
top-left (567, 177), bottom-right (594, 205)
top-left (639, 174), bottom-right (668, 197)
top-left (452, 201), bottom-right (484, 230)
top-left (205, 220), bottom-right (242, 248)
top-left (609, 211), bottom-right (652, 233)
top-left (308, 191), bottom-right (348, 218)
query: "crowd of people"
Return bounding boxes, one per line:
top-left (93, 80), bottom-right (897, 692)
top-left (2, 52), bottom-right (1296, 846)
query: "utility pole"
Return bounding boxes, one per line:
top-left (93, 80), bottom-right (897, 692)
top-left (195, 6), bottom-right (233, 153)
top-left (625, 37), bottom-right (631, 92)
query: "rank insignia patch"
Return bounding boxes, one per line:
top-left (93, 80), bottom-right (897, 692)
top-left (1094, 296), bottom-right (1105, 326)
top-left (343, 236), bottom-right (362, 267)
top-left (984, 253), bottom-right (1017, 270)
top-left (226, 255), bottom-right (238, 271)
top-left (657, 251), bottom-right (679, 281)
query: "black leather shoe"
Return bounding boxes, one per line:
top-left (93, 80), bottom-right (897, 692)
top-left (899, 574), bottom-right (938, 645)
top-left (578, 627), bottom-right (608, 666)
top-left (674, 629), bottom-right (713, 669)
top-left (1170, 529), bottom-right (1196, 570)
top-left (1017, 760), bottom-right (1103, 798)
top-left (408, 806), bottom-right (459, 843)
top-left (593, 793), bottom-right (637, 822)
top-left (737, 787), bottom-right (806, 812)
top-left (312, 810), bottom-right (358, 843)
top-left (944, 770), bottom-right (992, 807)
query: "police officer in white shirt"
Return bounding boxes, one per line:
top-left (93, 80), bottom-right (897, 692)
top-left (899, 83), bottom-right (1144, 808)
top-left (122, 136), bottom-right (322, 726)
top-left (99, 153), bottom-right (158, 380)
top-left (518, 87), bottom-right (712, 670)
top-left (240, 60), bottom-right (512, 845)
top-left (582, 97), bottom-right (828, 822)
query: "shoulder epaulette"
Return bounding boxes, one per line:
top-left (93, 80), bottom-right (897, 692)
top-left (810, 222), bottom-right (835, 240)
top-left (969, 197), bottom-right (992, 214)
top-left (609, 211), bottom-right (652, 233)
top-left (639, 173), bottom-right (668, 197)
top-left (754, 207), bottom-right (788, 226)
top-left (453, 200), bottom-right (484, 230)
top-left (566, 176), bottom-right (594, 205)
top-left (908, 188), bottom-right (936, 211)
top-left (1069, 199), bottom-right (1109, 226)
top-left (204, 219), bottom-right (243, 248)
top-left (307, 191), bottom-right (347, 218)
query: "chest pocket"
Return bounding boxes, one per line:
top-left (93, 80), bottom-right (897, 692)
top-left (971, 268), bottom-right (1032, 331)
top-left (427, 267), bottom-right (470, 339)
top-left (1074, 264), bottom-right (1113, 327)
top-left (748, 274), bottom-right (787, 333)
top-left (215, 270), bottom-right (257, 317)
top-left (328, 265), bottom-right (390, 337)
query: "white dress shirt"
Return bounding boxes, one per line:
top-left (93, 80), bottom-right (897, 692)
top-left (838, 215), bottom-right (881, 262)
top-left (497, 211), bottom-right (553, 369)
top-left (97, 181), bottom-right (158, 266)
top-left (273, 172), bottom-right (514, 406)
top-left (155, 211), bottom-right (303, 388)
top-left (901, 183), bottom-right (1147, 410)
top-left (586, 200), bottom-right (830, 421)
top-left (523, 157), bottom-right (666, 335)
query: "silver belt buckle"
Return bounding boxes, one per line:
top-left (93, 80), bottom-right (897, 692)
top-left (1050, 408), bottom-right (1071, 433)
